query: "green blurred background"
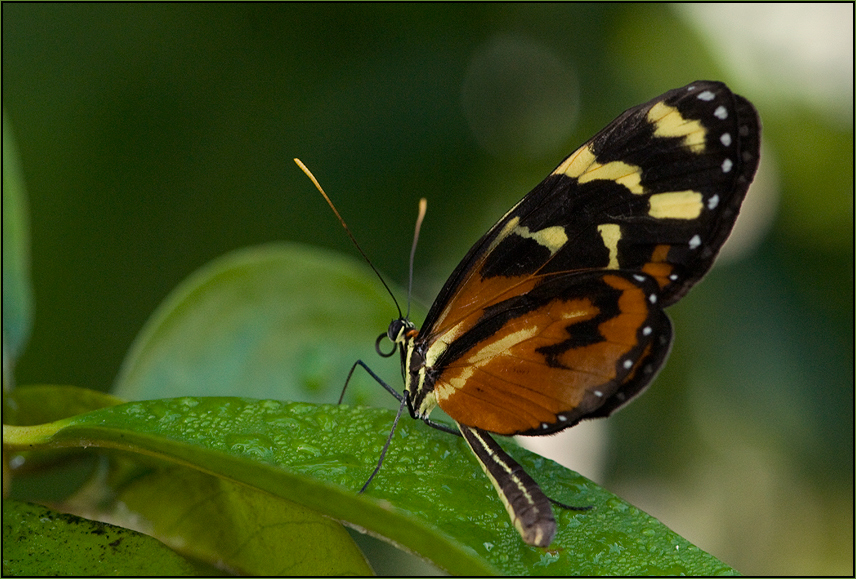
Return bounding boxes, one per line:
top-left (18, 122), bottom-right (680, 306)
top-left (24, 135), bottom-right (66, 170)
top-left (4, 4), bottom-right (852, 575)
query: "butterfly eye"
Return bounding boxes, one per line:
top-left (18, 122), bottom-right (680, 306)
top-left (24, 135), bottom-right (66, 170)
top-left (387, 319), bottom-right (403, 341)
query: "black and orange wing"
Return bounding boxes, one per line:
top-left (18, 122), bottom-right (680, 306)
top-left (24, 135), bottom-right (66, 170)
top-left (405, 81), bottom-right (760, 436)
top-left (431, 271), bottom-right (673, 435)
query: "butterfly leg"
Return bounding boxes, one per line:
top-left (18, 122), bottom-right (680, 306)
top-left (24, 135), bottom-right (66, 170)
top-left (341, 360), bottom-right (460, 435)
top-left (549, 497), bottom-right (593, 511)
top-left (339, 360), bottom-right (404, 404)
top-left (358, 394), bottom-right (408, 493)
top-left (340, 360), bottom-right (460, 491)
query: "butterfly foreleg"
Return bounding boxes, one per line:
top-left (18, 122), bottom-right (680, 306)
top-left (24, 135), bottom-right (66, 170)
top-left (341, 357), bottom-right (460, 435)
top-left (338, 359), bottom-right (405, 404)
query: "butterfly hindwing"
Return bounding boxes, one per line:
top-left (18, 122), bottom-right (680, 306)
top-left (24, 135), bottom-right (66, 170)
top-left (415, 271), bottom-right (669, 435)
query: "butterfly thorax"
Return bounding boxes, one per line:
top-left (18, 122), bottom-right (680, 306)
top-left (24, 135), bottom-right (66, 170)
top-left (387, 319), bottom-right (440, 422)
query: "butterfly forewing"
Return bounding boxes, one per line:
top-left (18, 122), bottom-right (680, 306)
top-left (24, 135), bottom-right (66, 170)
top-left (421, 82), bottom-right (759, 350)
top-left (546, 81), bottom-right (761, 304)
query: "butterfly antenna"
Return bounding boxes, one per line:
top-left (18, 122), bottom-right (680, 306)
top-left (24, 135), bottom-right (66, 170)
top-left (406, 198), bottom-right (427, 319)
top-left (294, 159), bottom-right (402, 318)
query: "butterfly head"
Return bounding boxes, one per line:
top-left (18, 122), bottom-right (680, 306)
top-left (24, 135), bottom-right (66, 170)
top-left (387, 318), bottom-right (416, 345)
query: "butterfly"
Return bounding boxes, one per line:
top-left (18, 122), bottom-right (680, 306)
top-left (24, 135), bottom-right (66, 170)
top-left (300, 80), bottom-right (760, 548)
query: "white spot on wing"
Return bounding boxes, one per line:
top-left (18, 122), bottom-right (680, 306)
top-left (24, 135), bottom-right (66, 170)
top-left (689, 234), bottom-right (702, 249)
top-left (708, 194), bottom-right (720, 210)
top-left (714, 105), bottom-right (728, 119)
top-left (720, 132), bottom-right (732, 146)
top-left (697, 90), bottom-right (716, 102)
top-left (722, 158), bottom-right (733, 173)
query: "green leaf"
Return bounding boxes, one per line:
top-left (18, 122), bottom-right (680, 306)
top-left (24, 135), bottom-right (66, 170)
top-left (113, 243), bottom-right (410, 409)
top-left (2, 112), bottom-right (34, 364)
top-left (2, 500), bottom-right (205, 576)
top-left (7, 388), bottom-right (374, 575)
top-left (6, 397), bottom-right (738, 575)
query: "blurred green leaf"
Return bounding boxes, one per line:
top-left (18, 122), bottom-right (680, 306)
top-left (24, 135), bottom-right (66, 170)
top-left (2, 112), bottom-right (33, 365)
top-left (6, 384), bottom-right (124, 426)
top-left (6, 397), bottom-right (737, 575)
top-left (83, 463), bottom-right (373, 576)
top-left (5, 385), bottom-right (125, 502)
top-left (2, 500), bottom-right (205, 576)
top-left (113, 243), bottom-right (413, 410)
